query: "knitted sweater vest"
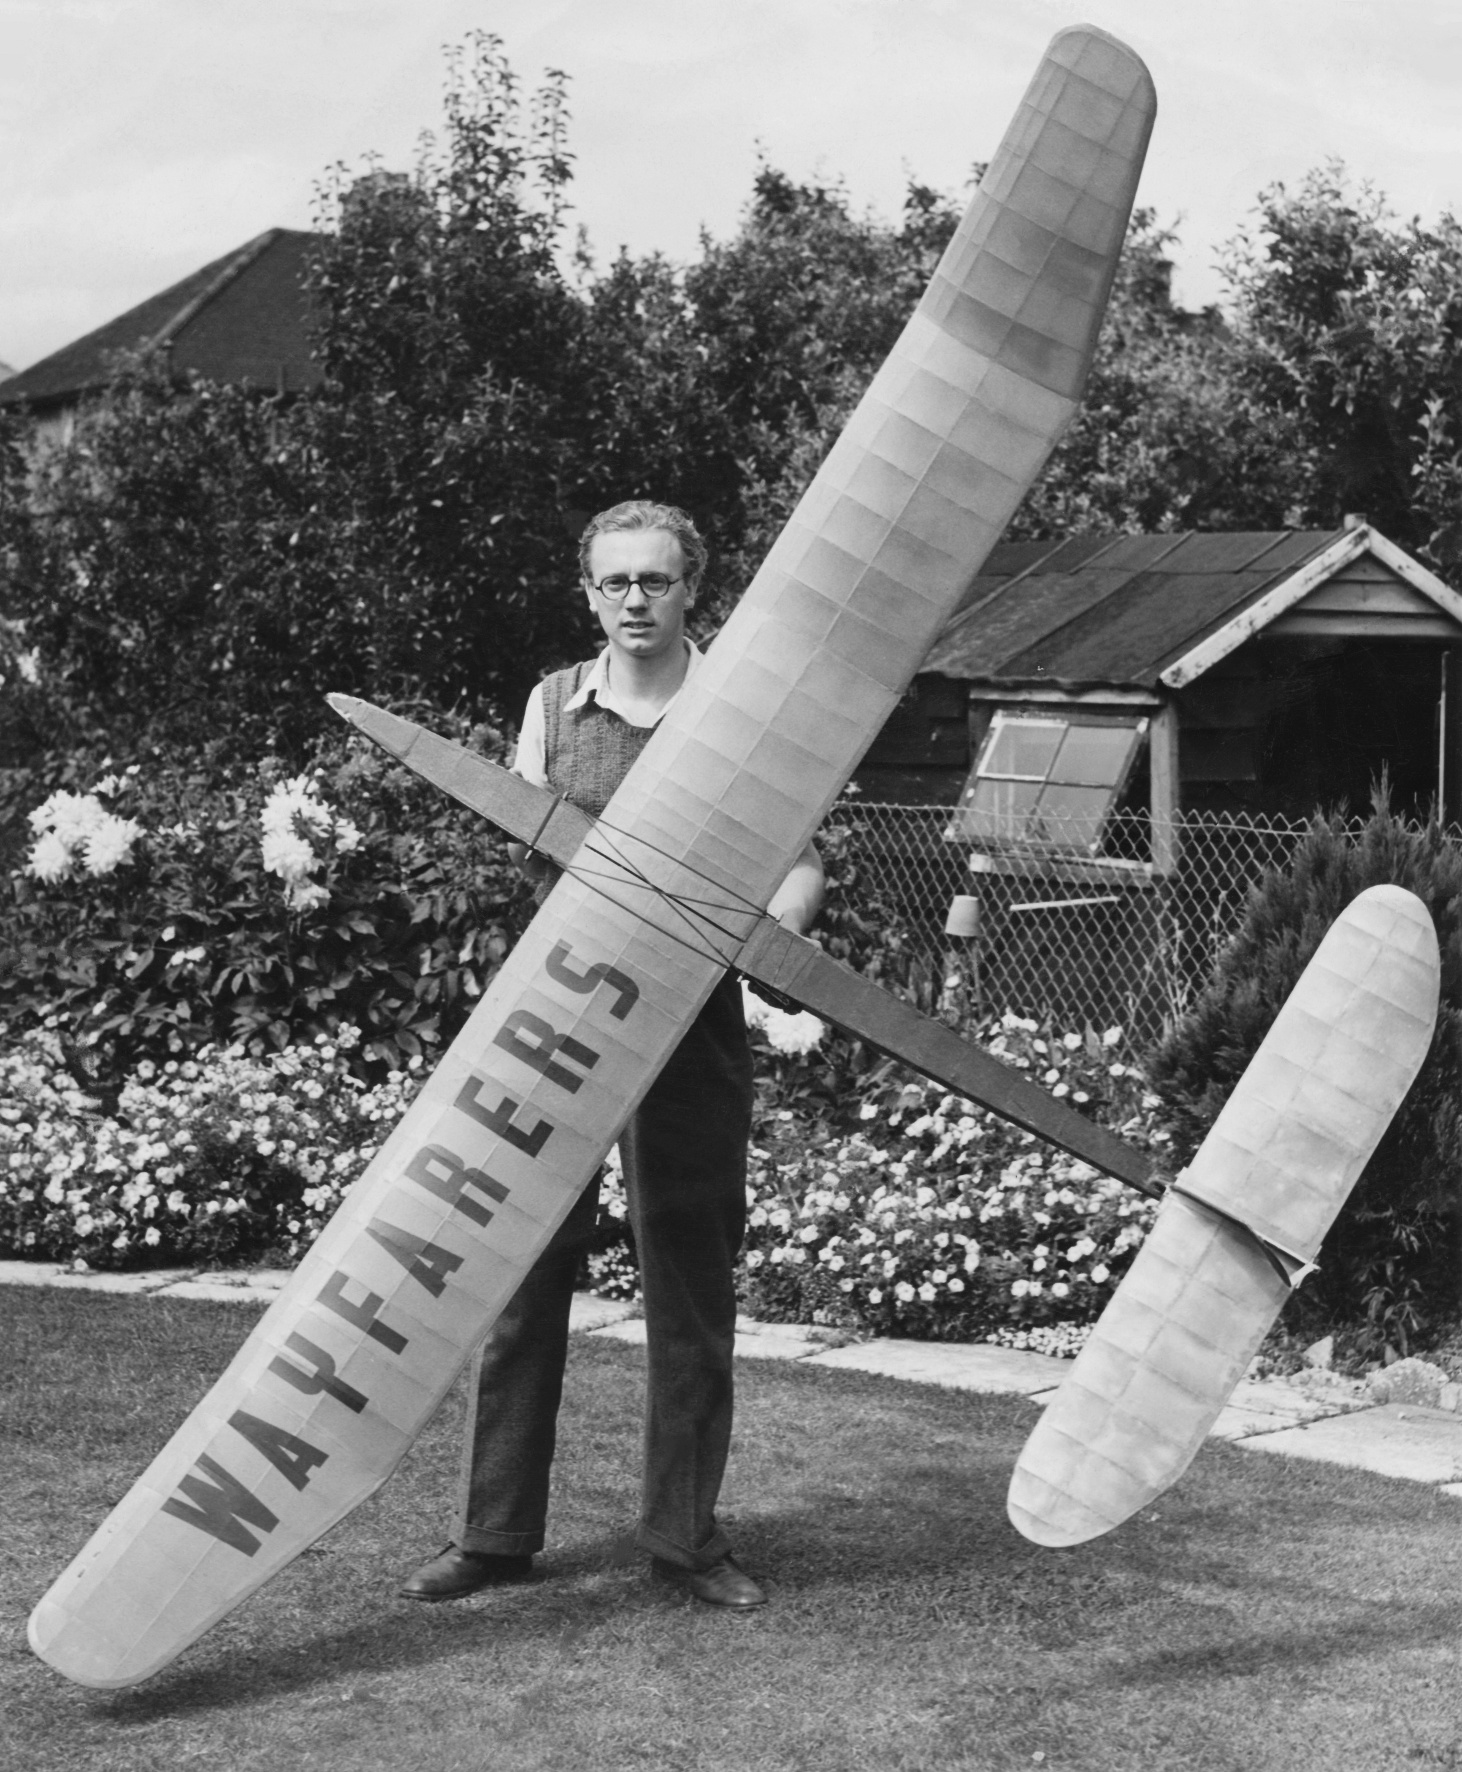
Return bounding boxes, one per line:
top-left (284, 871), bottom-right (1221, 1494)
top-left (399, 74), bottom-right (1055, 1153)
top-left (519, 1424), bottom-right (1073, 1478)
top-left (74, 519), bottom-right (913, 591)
top-left (534, 660), bottom-right (660, 898)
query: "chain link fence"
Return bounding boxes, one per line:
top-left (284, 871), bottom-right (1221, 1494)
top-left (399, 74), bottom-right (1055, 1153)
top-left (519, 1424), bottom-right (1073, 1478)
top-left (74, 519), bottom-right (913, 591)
top-left (817, 802), bottom-right (1318, 1044)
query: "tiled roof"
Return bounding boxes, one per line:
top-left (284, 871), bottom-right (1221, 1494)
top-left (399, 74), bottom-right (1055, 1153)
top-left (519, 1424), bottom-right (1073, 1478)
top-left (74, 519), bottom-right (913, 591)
top-left (925, 531), bottom-right (1348, 689)
top-left (1, 230), bottom-right (323, 409)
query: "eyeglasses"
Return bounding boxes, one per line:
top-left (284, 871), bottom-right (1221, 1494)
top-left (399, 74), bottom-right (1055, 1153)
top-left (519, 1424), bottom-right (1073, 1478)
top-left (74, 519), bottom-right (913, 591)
top-left (591, 573), bottom-right (683, 601)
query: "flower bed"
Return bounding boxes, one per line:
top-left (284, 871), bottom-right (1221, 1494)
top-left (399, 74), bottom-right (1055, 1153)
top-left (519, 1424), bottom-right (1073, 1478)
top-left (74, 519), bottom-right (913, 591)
top-left (734, 1011), bottom-right (1168, 1351)
top-left (586, 1004), bottom-right (1169, 1352)
top-left (1, 983), bottom-right (1168, 1355)
top-left (0, 1027), bottom-right (417, 1268)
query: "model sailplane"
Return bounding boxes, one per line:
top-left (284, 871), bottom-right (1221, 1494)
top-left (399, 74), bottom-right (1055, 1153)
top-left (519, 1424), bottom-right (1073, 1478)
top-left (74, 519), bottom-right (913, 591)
top-left (30, 25), bottom-right (1419, 1685)
top-left (30, 24), bottom-right (1157, 1684)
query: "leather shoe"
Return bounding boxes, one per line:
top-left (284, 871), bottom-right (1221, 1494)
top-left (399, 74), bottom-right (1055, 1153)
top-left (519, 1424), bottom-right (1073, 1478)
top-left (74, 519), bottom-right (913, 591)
top-left (652, 1554), bottom-right (767, 1609)
top-left (399, 1545), bottom-right (534, 1602)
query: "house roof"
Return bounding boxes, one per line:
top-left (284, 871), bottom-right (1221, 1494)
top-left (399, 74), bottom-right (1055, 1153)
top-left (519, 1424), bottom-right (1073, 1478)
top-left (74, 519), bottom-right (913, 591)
top-left (923, 528), bottom-right (1462, 691)
top-left (0, 229), bottom-right (323, 411)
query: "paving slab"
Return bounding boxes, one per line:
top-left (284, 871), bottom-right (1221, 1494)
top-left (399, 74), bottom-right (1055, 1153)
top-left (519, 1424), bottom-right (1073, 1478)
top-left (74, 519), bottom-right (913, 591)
top-left (1209, 1377), bottom-right (1371, 1442)
top-left (152, 1279), bottom-right (277, 1304)
top-left (1209, 1404), bottom-right (1298, 1443)
top-left (569, 1296), bottom-right (638, 1333)
top-left (802, 1338), bottom-right (1068, 1394)
top-left (586, 1314), bottom-right (832, 1363)
top-left (0, 1260), bottom-right (201, 1293)
top-left (155, 1269), bottom-right (290, 1299)
top-left (4, 1267), bottom-right (189, 1295)
top-left (1237, 1403), bottom-right (1462, 1485)
top-left (731, 1322), bottom-right (829, 1362)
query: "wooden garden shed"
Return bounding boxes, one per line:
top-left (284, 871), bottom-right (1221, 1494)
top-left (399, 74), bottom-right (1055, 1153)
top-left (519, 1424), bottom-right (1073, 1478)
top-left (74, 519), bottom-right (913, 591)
top-left (858, 521), bottom-right (1462, 875)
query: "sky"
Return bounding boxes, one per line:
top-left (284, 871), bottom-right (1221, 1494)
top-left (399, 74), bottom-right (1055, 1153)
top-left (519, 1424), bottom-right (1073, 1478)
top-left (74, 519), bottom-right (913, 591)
top-left (4, 0), bottom-right (1462, 373)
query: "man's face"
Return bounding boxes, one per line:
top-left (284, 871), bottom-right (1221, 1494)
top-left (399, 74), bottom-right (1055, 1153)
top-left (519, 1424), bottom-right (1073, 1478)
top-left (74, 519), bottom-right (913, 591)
top-left (584, 529), bottom-right (693, 664)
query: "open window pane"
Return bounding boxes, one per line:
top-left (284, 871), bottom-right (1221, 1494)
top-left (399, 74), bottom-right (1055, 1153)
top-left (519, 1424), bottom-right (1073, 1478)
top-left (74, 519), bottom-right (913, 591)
top-left (1031, 783), bottom-right (1115, 849)
top-left (982, 718), bottom-right (1065, 780)
top-left (947, 707), bottom-right (1150, 856)
top-left (1050, 723), bottom-right (1141, 788)
top-left (962, 779), bottom-right (1042, 841)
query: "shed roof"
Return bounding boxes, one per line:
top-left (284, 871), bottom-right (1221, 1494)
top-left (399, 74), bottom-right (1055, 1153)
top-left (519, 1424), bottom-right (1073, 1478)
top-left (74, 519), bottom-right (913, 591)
top-left (0, 229), bottom-right (323, 411)
top-left (923, 528), bottom-right (1446, 690)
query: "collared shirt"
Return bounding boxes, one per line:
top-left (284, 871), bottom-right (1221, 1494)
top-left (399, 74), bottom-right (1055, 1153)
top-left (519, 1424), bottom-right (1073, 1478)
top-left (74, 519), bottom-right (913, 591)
top-left (512, 640), bottom-right (704, 787)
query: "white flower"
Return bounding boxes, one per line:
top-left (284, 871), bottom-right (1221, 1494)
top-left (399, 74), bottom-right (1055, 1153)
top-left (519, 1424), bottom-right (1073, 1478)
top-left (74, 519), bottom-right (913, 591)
top-left (740, 984), bottom-right (826, 1056)
top-left (29, 789), bottom-right (104, 842)
top-left (918, 1282), bottom-right (935, 1302)
top-left (286, 880), bottom-right (330, 913)
top-left (26, 830), bottom-right (72, 882)
top-left (261, 828), bottom-right (317, 884)
top-left (82, 814), bottom-right (142, 875)
top-left (1090, 1264), bottom-right (1110, 1284)
top-left (894, 1281), bottom-right (915, 1303)
top-left (1102, 1026), bottom-right (1123, 1046)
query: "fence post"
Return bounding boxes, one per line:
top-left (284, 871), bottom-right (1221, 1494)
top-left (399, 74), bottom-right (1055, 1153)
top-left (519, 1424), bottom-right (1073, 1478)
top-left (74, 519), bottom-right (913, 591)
top-left (1150, 704), bottom-right (1179, 876)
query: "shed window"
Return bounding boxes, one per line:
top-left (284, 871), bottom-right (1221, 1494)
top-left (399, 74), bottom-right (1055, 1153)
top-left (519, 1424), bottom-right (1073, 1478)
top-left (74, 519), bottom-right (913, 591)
top-left (947, 711), bottom-right (1148, 853)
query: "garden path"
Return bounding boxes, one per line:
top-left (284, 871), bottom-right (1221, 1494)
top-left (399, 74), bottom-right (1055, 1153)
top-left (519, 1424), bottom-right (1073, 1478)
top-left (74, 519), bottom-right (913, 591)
top-left (7, 1258), bottom-right (1462, 1497)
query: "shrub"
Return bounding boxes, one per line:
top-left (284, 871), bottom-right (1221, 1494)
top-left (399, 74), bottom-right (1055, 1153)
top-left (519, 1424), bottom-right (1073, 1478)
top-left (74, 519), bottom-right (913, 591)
top-left (0, 717), bottom-right (533, 1078)
top-left (1148, 795), bottom-right (1462, 1354)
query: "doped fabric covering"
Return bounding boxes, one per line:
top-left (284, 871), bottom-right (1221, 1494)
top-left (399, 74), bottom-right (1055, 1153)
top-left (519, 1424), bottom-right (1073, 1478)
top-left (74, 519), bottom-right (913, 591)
top-left (1008, 884), bottom-right (1440, 1548)
top-left (30, 26), bottom-right (1155, 1686)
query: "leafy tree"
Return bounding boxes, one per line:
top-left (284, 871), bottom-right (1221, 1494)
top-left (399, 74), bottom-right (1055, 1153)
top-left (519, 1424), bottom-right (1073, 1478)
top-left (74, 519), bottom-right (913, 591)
top-left (5, 33), bottom-right (601, 764)
top-left (1009, 212), bottom-right (1306, 539)
top-left (1221, 163), bottom-right (1462, 568)
top-left (682, 170), bottom-right (963, 616)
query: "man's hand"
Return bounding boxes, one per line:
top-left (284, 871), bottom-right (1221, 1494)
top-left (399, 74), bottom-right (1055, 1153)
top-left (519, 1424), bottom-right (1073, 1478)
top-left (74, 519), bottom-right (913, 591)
top-left (506, 840), bottom-right (551, 885)
top-left (765, 841), bottom-right (825, 936)
top-left (742, 973), bottom-right (802, 1014)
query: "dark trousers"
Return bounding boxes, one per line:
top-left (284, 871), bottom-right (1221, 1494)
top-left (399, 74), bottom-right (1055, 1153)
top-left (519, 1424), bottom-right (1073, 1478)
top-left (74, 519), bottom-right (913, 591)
top-left (454, 973), bottom-right (753, 1570)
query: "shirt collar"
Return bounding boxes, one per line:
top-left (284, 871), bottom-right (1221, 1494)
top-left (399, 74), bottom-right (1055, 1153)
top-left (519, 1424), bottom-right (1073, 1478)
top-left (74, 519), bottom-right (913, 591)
top-left (564, 639), bottom-right (703, 722)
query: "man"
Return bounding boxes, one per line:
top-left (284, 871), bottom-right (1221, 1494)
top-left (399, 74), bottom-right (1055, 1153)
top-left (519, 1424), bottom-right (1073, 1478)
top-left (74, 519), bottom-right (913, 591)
top-left (401, 500), bottom-right (824, 1610)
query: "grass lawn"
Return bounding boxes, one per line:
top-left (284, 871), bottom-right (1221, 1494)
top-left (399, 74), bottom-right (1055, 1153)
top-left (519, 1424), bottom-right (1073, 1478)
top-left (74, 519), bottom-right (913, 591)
top-left (5, 1287), bottom-right (1462, 1771)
